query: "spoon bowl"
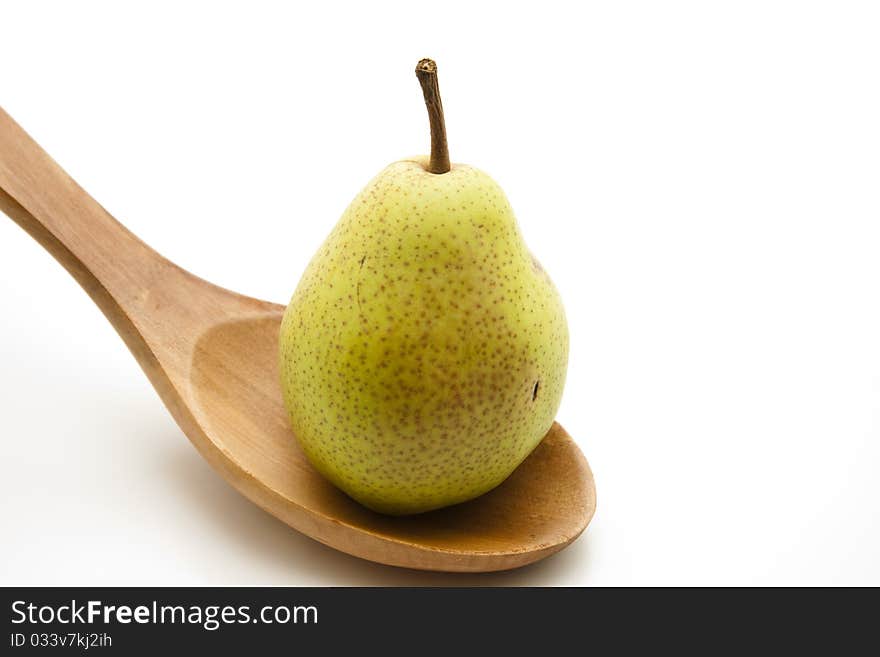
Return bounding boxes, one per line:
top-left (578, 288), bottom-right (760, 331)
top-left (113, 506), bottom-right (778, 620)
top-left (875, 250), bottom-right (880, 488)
top-left (0, 106), bottom-right (595, 572)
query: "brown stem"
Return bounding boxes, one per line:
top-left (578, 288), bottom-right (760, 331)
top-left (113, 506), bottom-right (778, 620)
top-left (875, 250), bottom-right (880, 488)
top-left (415, 58), bottom-right (450, 174)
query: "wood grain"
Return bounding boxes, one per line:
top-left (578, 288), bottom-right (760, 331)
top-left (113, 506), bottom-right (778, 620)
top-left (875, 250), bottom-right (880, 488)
top-left (0, 105), bottom-right (596, 572)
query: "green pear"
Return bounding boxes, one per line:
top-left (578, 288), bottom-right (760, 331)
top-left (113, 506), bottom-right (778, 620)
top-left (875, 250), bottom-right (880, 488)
top-left (279, 60), bottom-right (568, 514)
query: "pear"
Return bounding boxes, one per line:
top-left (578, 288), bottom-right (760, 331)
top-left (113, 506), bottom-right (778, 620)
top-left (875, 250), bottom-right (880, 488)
top-left (279, 60), bottom-right (568, 515)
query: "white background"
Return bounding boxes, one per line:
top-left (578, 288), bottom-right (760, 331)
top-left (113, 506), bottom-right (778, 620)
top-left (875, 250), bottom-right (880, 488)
top-left (1, 1), bottom-right (878, 586)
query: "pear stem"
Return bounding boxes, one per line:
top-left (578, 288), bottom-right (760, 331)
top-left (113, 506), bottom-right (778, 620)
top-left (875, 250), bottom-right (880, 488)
top-left (415, 59), bottom-right (451, 174)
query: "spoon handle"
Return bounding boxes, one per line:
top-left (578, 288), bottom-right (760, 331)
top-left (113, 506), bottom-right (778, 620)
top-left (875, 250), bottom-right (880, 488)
top-left (0, 106), bottom-right (175, 322)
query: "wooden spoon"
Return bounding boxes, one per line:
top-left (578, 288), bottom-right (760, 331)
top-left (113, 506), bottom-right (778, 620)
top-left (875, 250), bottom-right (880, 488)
top-left (0, 106), bottom-right (596, 573)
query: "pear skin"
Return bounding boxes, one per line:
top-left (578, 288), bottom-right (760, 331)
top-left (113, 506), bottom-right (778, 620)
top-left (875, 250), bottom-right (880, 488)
top-left (279, 156), bottom-right (568, 514)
